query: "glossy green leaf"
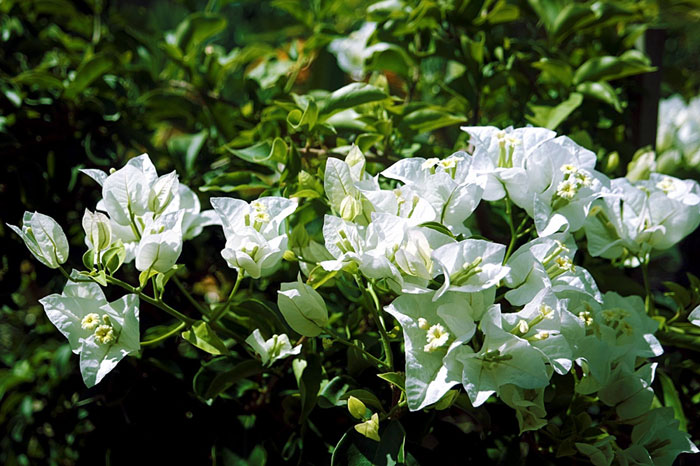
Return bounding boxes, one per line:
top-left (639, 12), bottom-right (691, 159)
top-left (64, 55), bottom-right (117, 99)
top-left (331, 420), bottom-right (409, 466)
top-left (175, 13), bottom-right (227, 56)
top-left (573, 51), bottom-right (655, 85)
top-left (203, 359), bottom-right (263, 400)
top-left (576, 81), bottom-right (622, 112)
top-left (377, 372), bottom-right (406, 391)
top-left (182, 321), bottom-right (229, 356)
top-left (526, 92), bottom-right (583, 130)
top-left (318, 83), bottom-right (388, 119)
top-left (658, 369), bottom-right (688, 432)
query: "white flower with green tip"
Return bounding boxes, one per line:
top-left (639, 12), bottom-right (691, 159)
top-left (246, 329), bottom-right (301, 366)
top-left (432, 239), bottom-right (509, 300)
top-left (7, 211), bottom-right (69, 269)
top-left (38, 272), bottom-right (140, 387)
top-left (384, 291), bottom-right (478, 411)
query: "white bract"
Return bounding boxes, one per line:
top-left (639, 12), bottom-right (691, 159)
top-left (38, 272), bottom-right (140, 387)
top-left (584, 174), bottom-right (700, 262)
top-left (432, 239), bottom-right (509, 299)
top-left (381, 152), bottom-right (484, 235)
top-left (211, 196), bottom-right (297, 278)
top-left (82, 154), bottom-right (217, 265)
top-left (461, 125), bottom-right (556, 202)
top-left (277, 278), bottom-right (329, 337)
top-left (246, 329), bottom-right (301, 366)
top-left (8, 211), bottom-right (69, 269)
top-left (504, 233), bottom-right (600, 305)
top-left (384, 291), bottom-right (479, 411)
top-left (135, 211), bottom-right (185, 273)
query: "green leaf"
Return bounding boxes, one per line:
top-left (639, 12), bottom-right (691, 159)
top-left (101, 239), bottom-right (126, 274)
top-left (657, 369), bottom-right (688, 432)
top-left (576, 81), bottom-right (622, 112)
top-left (550, 3), bottom-right (595, 41)
top-left (526, 92), bottom-right (583, 130)
top-left (573, 51), bottom-right (655, 85)
top-left (365, 43), bottom-right (414, 78)
top-left (532, 58), bottom-right (573, 86)
top-left (318, 83), bottom-right (388, 119)
top-left (167, 130), bottom-right (208, 177)
top-left (12, 70), bottom-right (64, 91)
top-left (223, 138), bottom-right (286, 169)
top-left (139, 268), bottom-right (159, 288)
top-left (293, 354), bottom-right (322, 424)
top-left (64, 54), bottom-right (117, 100)
top-left (527, 0), bottom-right (567, 31)
top-left (377, 372), bottom-right (406, 391)
top-left (175, 13), bottom-right (227, 56)
top-left (331, 420), bottom-right (408, 466)
top-left (318, 376), bottom-right (353, 408)
top-left (399, 108), bottom-right (465, 134)
top-left (182, 321), bottom-right (229, 356)
top-left (203, 359), bottom-right (263, 400)
top-left (287, 100), bottom-right (318, 132)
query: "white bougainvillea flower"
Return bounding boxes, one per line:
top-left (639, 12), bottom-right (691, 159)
top-left (358, 213), bottom-right (454, 293)
top-left (461, 125), bottom-right (557, 202)
top-left (178, 184), bottom-right (219, 240)
top-left (381, 153), bottom-right (484, 235)
top-left (597, 363), bottom-right (657, 421)
top-left (504, 233), bottom-right (600, 305)
top-left (496, 288), bottom-right (575, 374)
top-left (7, 211), bottom-right (69, 269)
top-left (328, 22), bottom-right (376, 80)
top-left (38, 272), bottom-right (140, 387)
top-left (101, 154), bottom-right (156, 227)
top-left (246, 329), bottom-right (301, 366)
top-left (324, 148), bottom-right (377, 224)
top-left (567, 292), bottom-right (663, 394)
top-left (455, 306), bottom-right (550, 407)
top-left (135, 210), bottom-right (184, 273)
top-left (320, 215), bottom-right (367, 272)
top-left (432, 239), bottom-right (509, 300)
top-left (384, 291), bottom-right (479, 411)
top-left (584, 175), bottom-right (700, 263)
top-left (625, 408), bottom-right (699, 466)
top-left (277, 278), bottom-right (329, 337)
top-left (361, 184), bottom-right (436, 226)
top-left (211, 196), bottom-right (297, 278)
top-left (520, 136), bottom-right (609, 236)
top-left (689, 305), bottom-right (700, 327)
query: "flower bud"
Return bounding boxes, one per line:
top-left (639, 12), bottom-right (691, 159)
top-left (347, 396), bottom-right (368, 420)
top-left (277, 277), bottom-right (328, 337)
top-left (82, 210), bottom-right (112, 254)
top-left (7, 212), bottom-right (69, 269)
top-left (339, 195), bottom-right (362, 221)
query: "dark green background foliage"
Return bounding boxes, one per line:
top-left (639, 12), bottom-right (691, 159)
top-left (1, 0), bottom-right (699, 464)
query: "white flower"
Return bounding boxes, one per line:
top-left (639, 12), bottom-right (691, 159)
top-left (246, 329), bottom-right (301, 366)
top-left (211, 196), bottom-right (297, 278)
top-left (7, 211), bottom-right (69, 269)
top-left (38, 271), bottom-right (140, 387)
top-left (135, 211), bottom-right (184, 273)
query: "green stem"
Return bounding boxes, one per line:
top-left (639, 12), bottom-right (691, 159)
top-left (330, 335), bottom-right (390, 370)
top-left (105, 275), bottom-right (197, 326)
top-left (503, 198), bottom-right (517, 264)
top-left (356, 276), bottom-right (394, 369)
top-left (172, 276), bottom-right (209, 315)
top-left (209, 270), bottom-right (244, 324)
top-left (641, 257), bottom-right (655, 316)
top-left (140, 322), bottom-right (186, 346)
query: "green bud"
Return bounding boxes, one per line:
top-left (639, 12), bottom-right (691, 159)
top-left (347, 396), bottom-right (368, 420)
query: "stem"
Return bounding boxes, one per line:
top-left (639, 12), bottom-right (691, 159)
top-left (141, 322), bottom-right (186, 346)
top-left (209, 270), bottom-right (244, 324)
top-left (356, 276), bottom-right (394, 369)
top-left (330, 335), bottom-right (390, 370)
top-left (641, 257), bottom-right (655, 315)
top-left (172, 276), bottom-right (209, 315)
top-left (503, 198), bottom-right (517, 264)
top-left (105, 275), bottom-right (197, 326)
